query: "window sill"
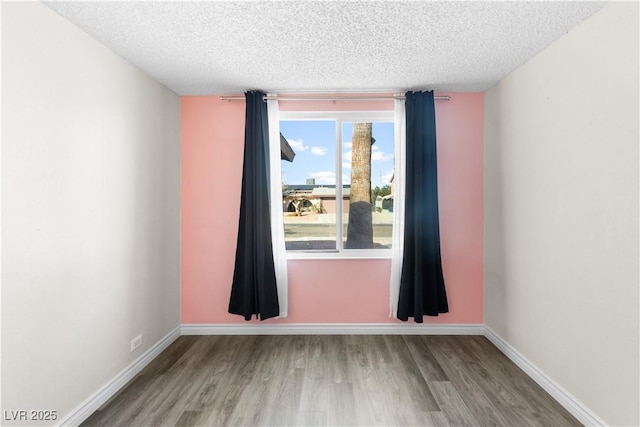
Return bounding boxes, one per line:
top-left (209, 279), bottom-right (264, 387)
top-left (286, 250), bottom-right (392, 260)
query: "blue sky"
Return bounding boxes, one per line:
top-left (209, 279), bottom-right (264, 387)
top-left (280, 120), bottom-right (394, 187)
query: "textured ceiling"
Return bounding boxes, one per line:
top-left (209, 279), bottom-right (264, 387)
top-left (43, 1), bottom-right (606, 95)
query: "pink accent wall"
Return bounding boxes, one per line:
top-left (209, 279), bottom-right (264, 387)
top-left (277, 93), bottom-right (394, 112)
top-left (181, 93), bottom-right (484, 324)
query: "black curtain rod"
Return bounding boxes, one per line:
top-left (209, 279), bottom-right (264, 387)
top-left (219, 94), bottom-right (451, 102)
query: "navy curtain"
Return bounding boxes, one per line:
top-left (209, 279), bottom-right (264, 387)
top-left (397, 91), bottom-right (448, 322)
top-left (228, 91), bottom-right (280, 320)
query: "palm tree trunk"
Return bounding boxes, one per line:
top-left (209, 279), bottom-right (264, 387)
top-left (346, 123), bottom-right (373, 249)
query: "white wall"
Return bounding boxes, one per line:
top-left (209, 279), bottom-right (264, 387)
top-left (484, 2), bottom-right (639, 426)
top-left (1, 2), bottom-right (180, 425)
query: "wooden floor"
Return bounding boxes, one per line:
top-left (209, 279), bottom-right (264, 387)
top-left (82, 335), bottom-right (581, 427)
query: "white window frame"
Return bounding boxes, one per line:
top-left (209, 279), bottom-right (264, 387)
top-left (279, 110), bottom-right (395, 260)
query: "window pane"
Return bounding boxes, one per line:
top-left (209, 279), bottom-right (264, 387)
top-left (280, 120), bottom-right (337, 251)
top-left (342, 122), bottom-right (394, 249)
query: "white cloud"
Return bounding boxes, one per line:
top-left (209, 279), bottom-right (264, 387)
top-left (342, 147), bottom-right (391, 166)
top-left (371, 144), bottom-right (393, 162)
top-left (342, 149), bottom-right (352, 169)
top-left (382, 170), bottom-right (394, 184)
top-left (310, 146), bottom-right (328, 156)
top-left (287, 138), bottom-right (308, 152)
top-left (307, 171), bottom-right (335, 184)
top-left (372, 150), bottom-right (393, 162)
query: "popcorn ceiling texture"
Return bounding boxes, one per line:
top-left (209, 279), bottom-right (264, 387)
top-left (44, 1), bottom-right (605, 95)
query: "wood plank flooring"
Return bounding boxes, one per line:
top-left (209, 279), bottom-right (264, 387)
top-left (82, 335), bottom-right (581, 427)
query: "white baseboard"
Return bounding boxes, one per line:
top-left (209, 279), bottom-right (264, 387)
top-left (59, 323), bottom-right (605, 427)
top-left (181, 322), bottom-right (485, 335)
top-left (483, 327), bottom-right (606, 427)
top-left (57, 326), bottom-right (181, 427)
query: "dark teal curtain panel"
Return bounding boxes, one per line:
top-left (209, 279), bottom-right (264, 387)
top-left (397, 91), bottom-right (449, 322)
top-left (229, 91), bottom-right (280, 320)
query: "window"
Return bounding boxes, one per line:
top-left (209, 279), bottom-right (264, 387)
top-left (279, 111), bottom-right (394, 257)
